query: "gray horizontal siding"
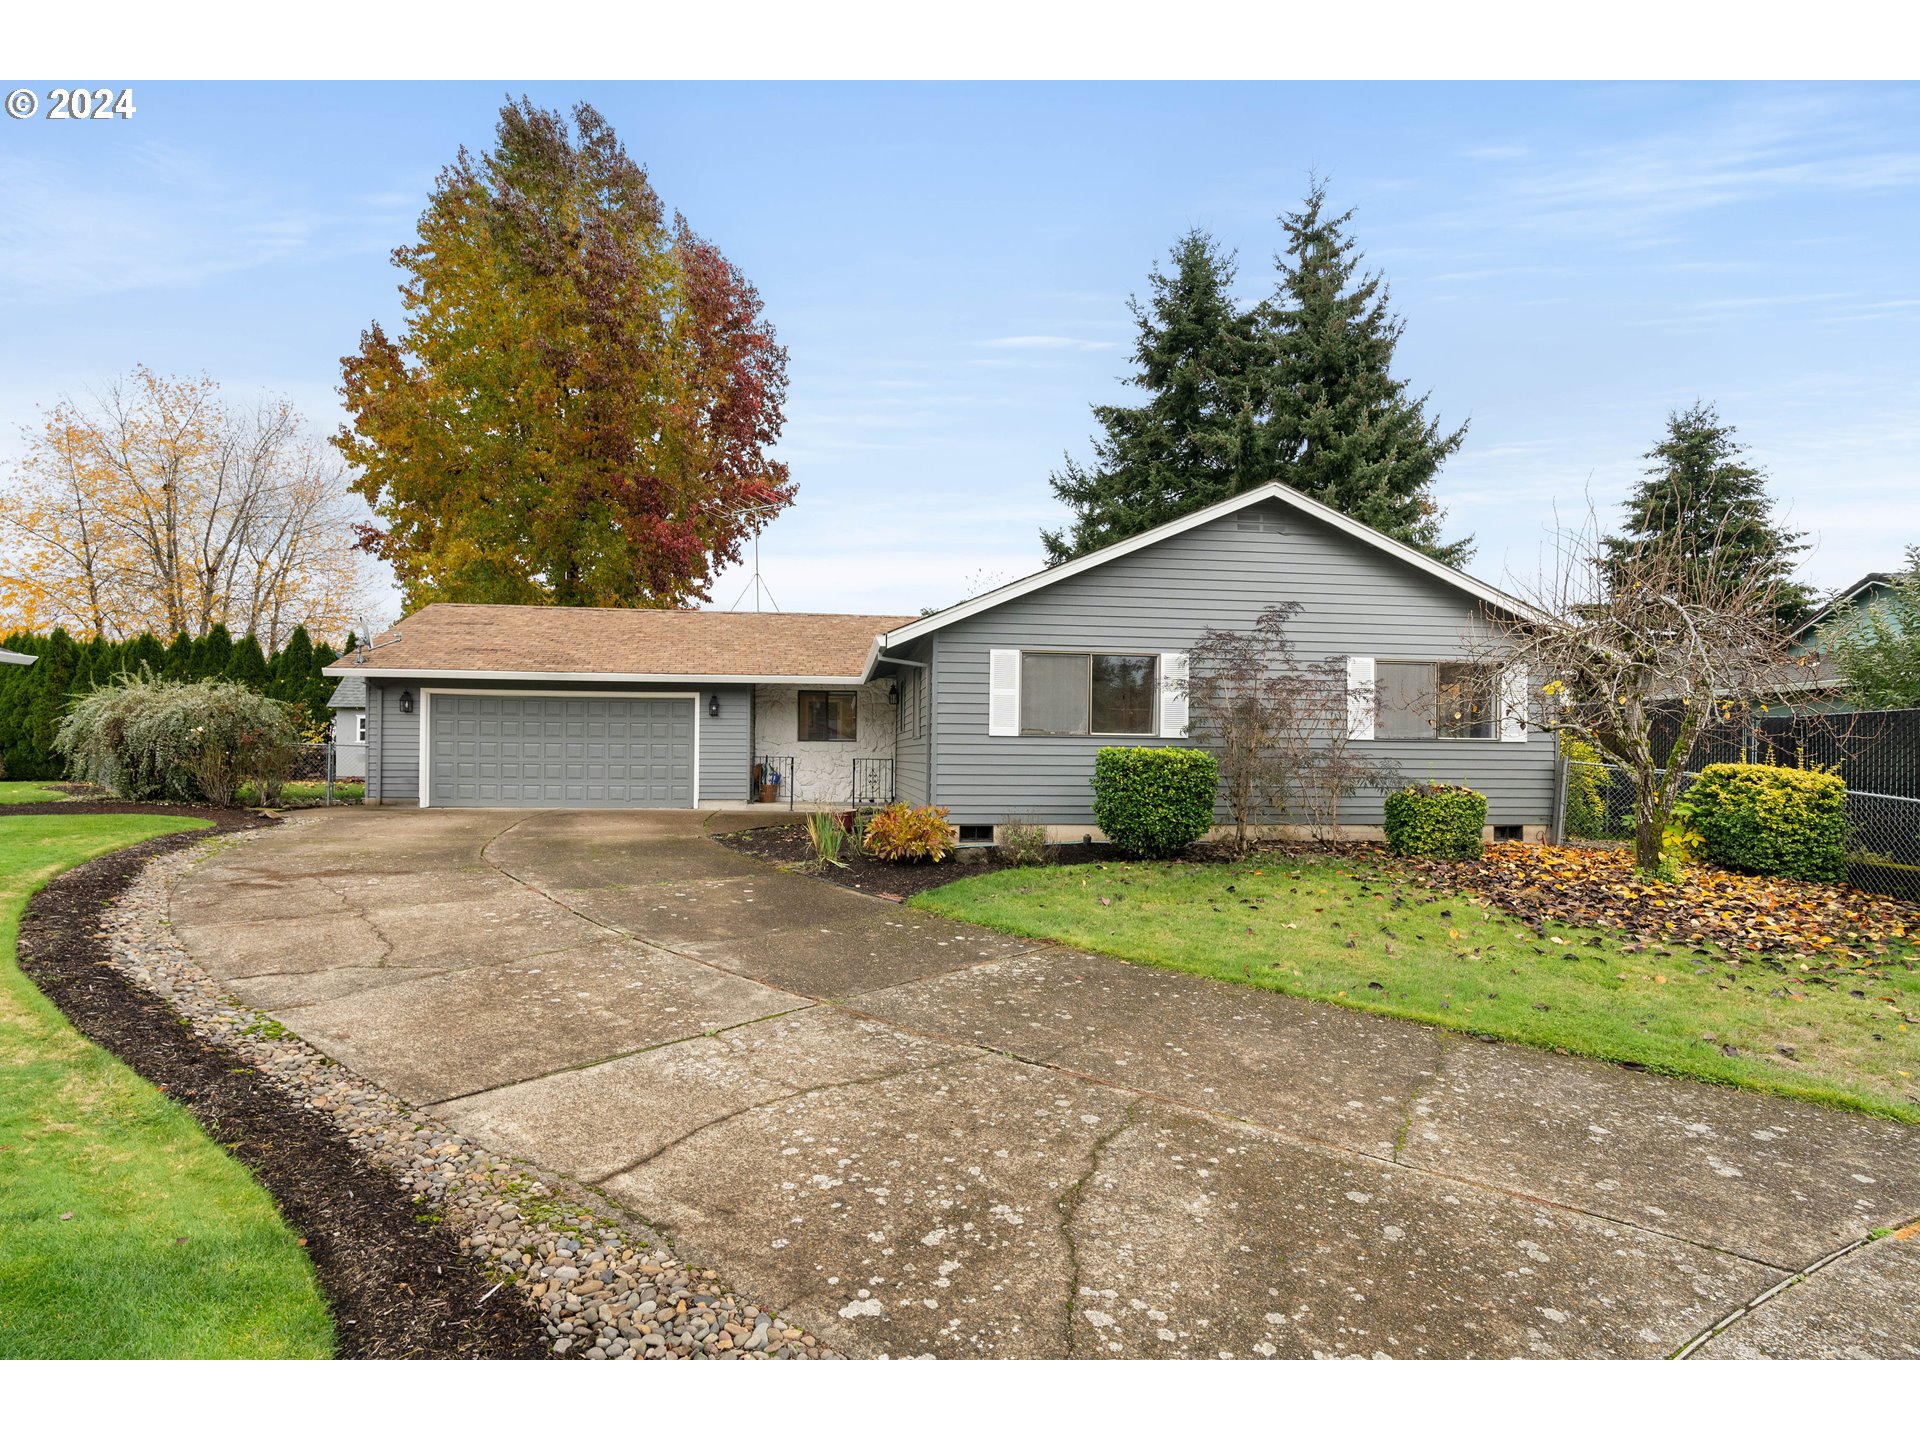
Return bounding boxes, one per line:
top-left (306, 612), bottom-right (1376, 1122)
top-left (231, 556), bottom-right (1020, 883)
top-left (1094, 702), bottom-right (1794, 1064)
top-left (929, 499), bottom-right (1555, 827)
top-left (367, 677), bottom-right (752, 805)
top-left (888, 642), bottom-right (933, 805)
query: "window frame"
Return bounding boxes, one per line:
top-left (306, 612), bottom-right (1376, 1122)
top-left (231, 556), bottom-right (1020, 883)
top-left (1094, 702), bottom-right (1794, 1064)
top-left (1373, 659), bottom-right (1500, 742)
top-left (1016, 649), bottom-right (1160, 739)
top-left (797, 688), bottom-right (859, 743)
top-left (353, 712), bottom-right (367, 744)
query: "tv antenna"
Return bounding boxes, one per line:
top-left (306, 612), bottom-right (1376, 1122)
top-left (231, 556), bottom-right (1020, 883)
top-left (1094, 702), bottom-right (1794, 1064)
top-left (727, 503), bottom-right (784, 613)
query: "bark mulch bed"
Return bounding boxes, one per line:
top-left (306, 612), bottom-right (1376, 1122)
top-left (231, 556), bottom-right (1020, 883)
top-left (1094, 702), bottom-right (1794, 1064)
top-left (14, 807), bottom-right (550, 1359)
top-left (712, 820), bottom-right (1132, 900)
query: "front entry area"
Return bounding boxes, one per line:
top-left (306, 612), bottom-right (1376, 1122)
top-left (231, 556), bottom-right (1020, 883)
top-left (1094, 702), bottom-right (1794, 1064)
top-left (425, 693), bottom-right (696, 808)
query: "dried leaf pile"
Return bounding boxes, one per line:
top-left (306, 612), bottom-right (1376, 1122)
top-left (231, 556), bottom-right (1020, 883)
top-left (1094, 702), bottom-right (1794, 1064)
top-left (1391, 843), bottom-right (1920, 974)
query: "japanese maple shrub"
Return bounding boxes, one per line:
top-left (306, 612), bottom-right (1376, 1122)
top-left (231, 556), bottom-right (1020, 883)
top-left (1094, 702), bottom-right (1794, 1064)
top-left (1686, 763), bottom-right (1847, 883)
top-left (1090, 746), bottom-right (1218, 858)
top-left (862, 803), bottom-right (958, 864)
top-left (1383, 782), bottom-right (1487, 860)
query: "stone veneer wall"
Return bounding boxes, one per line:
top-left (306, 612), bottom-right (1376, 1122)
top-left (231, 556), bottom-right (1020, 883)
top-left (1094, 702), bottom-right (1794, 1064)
top-left (751, 681), bottom-right (898, 804)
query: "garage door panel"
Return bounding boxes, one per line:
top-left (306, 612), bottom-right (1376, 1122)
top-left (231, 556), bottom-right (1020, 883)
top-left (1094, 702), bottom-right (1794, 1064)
top-left (428, 695), bottom-right (696, 808)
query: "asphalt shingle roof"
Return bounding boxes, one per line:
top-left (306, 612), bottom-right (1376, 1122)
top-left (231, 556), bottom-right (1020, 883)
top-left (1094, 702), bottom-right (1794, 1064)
top-left (322, 603), bottom-right (913, 682)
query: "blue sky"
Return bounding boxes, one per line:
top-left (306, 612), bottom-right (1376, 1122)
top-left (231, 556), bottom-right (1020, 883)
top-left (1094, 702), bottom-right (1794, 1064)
top-left (4, 81), bottom-right (1916, 625)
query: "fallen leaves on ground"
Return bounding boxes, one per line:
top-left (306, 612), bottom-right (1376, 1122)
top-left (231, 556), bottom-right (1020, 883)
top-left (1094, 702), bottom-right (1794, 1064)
top-left (1392, 843), bottom-right (1920, 975)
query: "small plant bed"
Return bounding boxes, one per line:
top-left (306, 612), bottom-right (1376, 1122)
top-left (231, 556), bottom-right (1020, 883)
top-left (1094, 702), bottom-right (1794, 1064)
top-left (912, 851), bottom-right (1920, 1123)
top-left (711, 821), bottom-right (1130, 900)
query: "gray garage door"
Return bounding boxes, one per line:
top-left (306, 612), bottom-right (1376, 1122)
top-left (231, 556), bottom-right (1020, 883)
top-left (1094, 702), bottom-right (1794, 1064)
top-left (427, 694), bottom-right (695, 808)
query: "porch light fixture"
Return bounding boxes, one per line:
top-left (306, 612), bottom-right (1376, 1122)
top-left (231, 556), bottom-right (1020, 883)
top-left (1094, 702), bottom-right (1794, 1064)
top-left (708, 694), bottom-right (721, 719)
top-left (887, 682), bottom-right (899, 706)
top-left (399, 689), bottom-right (414, 715)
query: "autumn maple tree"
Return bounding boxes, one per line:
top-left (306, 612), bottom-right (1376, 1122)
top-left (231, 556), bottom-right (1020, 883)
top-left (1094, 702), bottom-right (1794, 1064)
top-left (0, 366), bottom-right (367, 646)
top-left (336, 99), bottom-right (794, 611)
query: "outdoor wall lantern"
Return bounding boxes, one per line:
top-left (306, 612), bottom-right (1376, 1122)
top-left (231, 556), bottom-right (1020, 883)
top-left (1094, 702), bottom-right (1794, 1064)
top-left (887, 682), bottom-right (900, 706)
top-left (708, 694), bottom-right (721, 719)
top-left (399, 689), bottom-right (414, 715)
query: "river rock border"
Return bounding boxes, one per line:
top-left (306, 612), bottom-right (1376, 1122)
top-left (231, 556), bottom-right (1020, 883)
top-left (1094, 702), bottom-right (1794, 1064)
top-left (109, 830), bottom-right (832, 1361)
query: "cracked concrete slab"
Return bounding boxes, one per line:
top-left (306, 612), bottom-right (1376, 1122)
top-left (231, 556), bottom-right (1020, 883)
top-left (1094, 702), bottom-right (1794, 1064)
top-left (166, 807), bottom-right (1920, 1357)
top-left (1398, 1040), bottom-right (1920, 1269)
top-left (270, 935), bottom-right (795, 1103)
top-left (602, 1051), bottom-right (1133, 1358)
top-left (1694, 1229), bottom-right (1920, 1359)
top-left (852, 946), bottom-right (1444, 1156)
top-left (432, 1006), bottom-right (968, 1183)
top-left (1069, 1103), bottom-right (1777, 1359)
top-left (677, 909), bottom-right (1043, 998)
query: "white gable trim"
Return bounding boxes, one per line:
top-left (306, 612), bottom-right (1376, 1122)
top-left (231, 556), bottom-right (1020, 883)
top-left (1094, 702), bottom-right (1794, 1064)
top-left (876, 482), bottom-right (1535, 651)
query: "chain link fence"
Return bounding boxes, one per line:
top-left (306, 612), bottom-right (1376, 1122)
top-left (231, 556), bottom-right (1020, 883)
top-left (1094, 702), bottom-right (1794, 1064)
top-left (1560, 758), bottom-right (1920, 900)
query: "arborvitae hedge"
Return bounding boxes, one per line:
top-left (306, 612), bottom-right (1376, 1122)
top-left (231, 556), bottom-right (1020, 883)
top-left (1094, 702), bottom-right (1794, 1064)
top-left (0, 625), bottom-right (347, 780)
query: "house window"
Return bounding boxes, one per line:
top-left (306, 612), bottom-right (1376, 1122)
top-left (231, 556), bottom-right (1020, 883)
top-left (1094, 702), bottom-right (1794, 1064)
top-left (1376, 661), bottom-right (1496, 740)
top-left (354, 713), bottom-right (367, 744)
top-left (1018, 652), bottom-right (1157, 737)
top-left (799, 690), bottom-right (858, 742)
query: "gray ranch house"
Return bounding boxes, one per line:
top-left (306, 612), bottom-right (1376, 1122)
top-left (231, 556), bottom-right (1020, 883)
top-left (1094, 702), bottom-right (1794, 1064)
top-left (325, 482), bottom-right (1551, 840)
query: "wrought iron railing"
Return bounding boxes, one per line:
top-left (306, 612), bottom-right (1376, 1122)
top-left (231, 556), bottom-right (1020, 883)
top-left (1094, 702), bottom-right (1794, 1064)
top-left (753, 754), bottom-right (794, 810)
top-left (852, 757), bottom-right (895, 808)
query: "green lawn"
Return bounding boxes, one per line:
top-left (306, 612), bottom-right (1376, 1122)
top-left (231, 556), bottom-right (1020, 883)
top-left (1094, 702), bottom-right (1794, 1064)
top-left (0, 781), bottom-right (70, 804)
top-left (0, 813), bottom-right (334, 1358)
top-left (913, 855), bottom-right (1920, 1124)
top-left (234, 780), bottom-right (364, 806)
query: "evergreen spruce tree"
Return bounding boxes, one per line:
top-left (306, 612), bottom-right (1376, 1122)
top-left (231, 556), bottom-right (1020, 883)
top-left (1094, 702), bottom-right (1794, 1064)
top-left (1257, 180), bottom-right (1471, 565)
top-left (1041, 231), bottom-right (1260, 562)
top-left (225, 633), bottom-right (271, 690)
top-left (1603, 402), bottom-right (1812, 628)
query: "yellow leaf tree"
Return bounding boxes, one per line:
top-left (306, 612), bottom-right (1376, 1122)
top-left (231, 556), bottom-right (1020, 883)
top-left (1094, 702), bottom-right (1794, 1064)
top-left (0, 366), bottom-right (370, 647)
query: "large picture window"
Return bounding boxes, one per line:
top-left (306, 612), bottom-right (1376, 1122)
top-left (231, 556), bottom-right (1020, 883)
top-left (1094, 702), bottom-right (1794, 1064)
top-left (1376, 661), bottom-right (1496, 740)
top-left (1019, 652), bottom-right (1157, 736)
top-left (799, 689), bottom-right (858, 742)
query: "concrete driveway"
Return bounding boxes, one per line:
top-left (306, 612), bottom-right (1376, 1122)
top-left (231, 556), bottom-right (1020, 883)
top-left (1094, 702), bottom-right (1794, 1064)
top-left (170, 808), bottom-right (1920, 1358)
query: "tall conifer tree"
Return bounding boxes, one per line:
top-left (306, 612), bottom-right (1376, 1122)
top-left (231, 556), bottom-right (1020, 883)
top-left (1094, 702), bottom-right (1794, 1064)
top-left (1603, 402), bottom-right (1811, 628)
top-left (1256, 180), bottom-right (1470, 565)
top-left (1041, 231), bottom-right (1259, 562)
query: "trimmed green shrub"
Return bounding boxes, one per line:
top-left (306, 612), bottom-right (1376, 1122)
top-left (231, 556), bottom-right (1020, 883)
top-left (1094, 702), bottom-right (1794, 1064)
top-left (1090, 746), bottom-right (1218, 858)
top-left (53, 672), bottom-right (300, 806)
top-left (1383, 782), bottom-right (1487, 859)
top-left (1687, 763), bottom-right (1847, 883)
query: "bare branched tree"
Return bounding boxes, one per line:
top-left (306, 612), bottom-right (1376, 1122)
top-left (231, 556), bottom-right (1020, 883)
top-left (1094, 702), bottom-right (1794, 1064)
top-left (1186, 604), bottom-right (1401, 852)
top-left (1474, 503), bottom-right (1803, 873)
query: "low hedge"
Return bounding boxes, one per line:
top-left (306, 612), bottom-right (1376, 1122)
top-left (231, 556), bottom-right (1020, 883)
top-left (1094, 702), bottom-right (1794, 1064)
top-left (1090, 746), bottom-right (1217, 858)
top-left (1383, 783), bottom-right (1487, 860)
top-left (1687, 763), bottom-right (1846, 883)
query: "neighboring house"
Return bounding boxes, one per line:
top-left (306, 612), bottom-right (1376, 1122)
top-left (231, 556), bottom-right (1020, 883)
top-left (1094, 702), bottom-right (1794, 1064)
top-left (1769, 571), bottom-right (1902, 713)
top-left (327, 673), bottom-right (369, 780)
top-left (323, 481), bottom-right (1551, 839)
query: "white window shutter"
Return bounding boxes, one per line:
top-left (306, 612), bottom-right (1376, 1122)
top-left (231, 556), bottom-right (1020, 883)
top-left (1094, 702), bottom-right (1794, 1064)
top-left (1158, 652), bottom-right (1189, 738)
top-left (988, 649), bottom-right (1020, 736)
top-left (1346, 655), bottom-right (1376, 741)
top-left (1500, 664), bottom-right (1529, 742)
